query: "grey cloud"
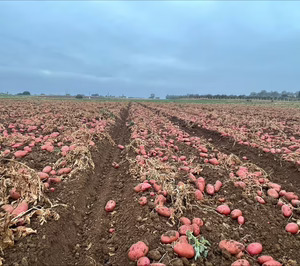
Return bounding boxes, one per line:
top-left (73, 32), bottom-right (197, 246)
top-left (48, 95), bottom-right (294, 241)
top-left (0, 1), bottom-right (300, 97)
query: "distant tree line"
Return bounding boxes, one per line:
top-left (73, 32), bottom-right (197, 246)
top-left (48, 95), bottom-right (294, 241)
top-left (16, 91), bottom-right (31, 96)
top-left (166, 90), bottom-right (300, 100)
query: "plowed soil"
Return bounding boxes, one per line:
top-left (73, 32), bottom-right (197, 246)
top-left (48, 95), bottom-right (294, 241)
top-left (169, 116), bottom-right (300, 193)
top-left (2, 103), bottom-right (300, 266)
top-left (3, 106), bottom-right (142, 266)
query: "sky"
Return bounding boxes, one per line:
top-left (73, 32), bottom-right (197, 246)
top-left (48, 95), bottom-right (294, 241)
top-left (0, 1), bottom-right (300, 98)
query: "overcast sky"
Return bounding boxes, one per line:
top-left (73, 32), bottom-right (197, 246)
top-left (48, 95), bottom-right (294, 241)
top-left (0, 1), bottom-right (300, 98)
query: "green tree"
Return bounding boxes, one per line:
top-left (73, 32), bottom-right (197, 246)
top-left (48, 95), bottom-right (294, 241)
top-left (75, 94), bottom-right (84, 99)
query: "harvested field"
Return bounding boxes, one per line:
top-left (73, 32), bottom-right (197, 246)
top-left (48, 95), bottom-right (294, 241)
top-left (1, 100), bottom-right (299, 266)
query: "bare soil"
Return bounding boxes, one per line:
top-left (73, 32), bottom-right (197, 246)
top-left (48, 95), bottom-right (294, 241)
top-left (3, 104), bottom-right (300, 266)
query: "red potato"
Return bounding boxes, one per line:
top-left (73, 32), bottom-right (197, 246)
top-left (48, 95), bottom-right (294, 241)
top-left (134, 183), bottom-right (151, 192)
top-left (61, 146), bottom-right (70, 153)
top-left (234, 181), bottom-right (246, 189)
top-left (161, 230), bottom-right (179, 244)
top-left (112, 162), bottom-right (120, 169)
top-left (219, 240), bottom-right (245, 255)
top-left (173, 242), bottom-right (195, 258)
top-left (50, 170), bottom-right (56, 175)
top-left (3, 149), bottom-right (10, 155)
top-left (279, 190), bottom-right (286, 197)
top-left (180, 217), bottom-right (191, 225)
top-left (42, 166), bottom-right (52, 173)
top-left (231, 259), bottom-right (250, 266)
top-left (214, 180), bottom-right (223, 192)
top-left (160, 190), bottom-right (167, 197)
top-left (48, 177), bottom-right (62, 184)
top-left (141, 183), bottom-right (152, 192)
top-left (256, 196), bottom-right (266, 204)
top-left (285, 223), bottom-right (299, 234)
top-left (9, 188), bottom-right (21, 200)
top-left (14, 150), bottom-right (28, 158)
top-left (188, 173), bottom-right (197, 182)
top-left (12, 200), bottom-right (28, 217)
top-left (179, 225), bottom-right (194, 235)
top-left (105, 200), bottom-right (116, 212)
top-left (238, 216), bottom-right (245, 225)
top-left (206, 184), bottom-right (215, 195)
top-left (231, 209), bottom-right (242, 219)
top-left (46, 145), bottom-right (54, 152)
top-left (180, 166), bottom-right (190, 172)
top-left (281, 205), bottom-right (292, 217)
top-left (285, 192), bottom-right (298, 201)
top-left (63, 167), bottom-right (72, 174)
top-left (89, 141), bottom-right (95, 146)
top-left (57, 167), bottom-right (72, 175)
top-left (257, 190), bottom-right (263, 196)
top-left (179, 155), bottom-right (186, 161)
top-left (38, 172), bottom-right (49, 180)
top-left (267, 189), bottom-right (279, 199)
top-left (192, 218), bottom-right (204, 227)
top-left (23, 146), bottom-right (31, 152)
top-left (258, 256), bottom-right (274, 264)
top-left (262, 261), bottom-right (282, 266)
top-left (156, 206), bottom-right (173, 217)
top-left (2, 204), bottom-right (14, 213)
top-left (268, 183), bottom-right (281, 192)
top-left (108, 228), bottom-right (115, 233)
top-left (128, 241), bottom-right (149, 261)
top-left (291, 199), bottom-right (300, 207)
top-left (117, 144), bottom-right (125, 150)
top-left (153, 183), bottom-right (162, 192)
top-left (236, 251), bottom-right (244, 259)
top-left (192, 223), bottom-right (200, 236)
top-left (134, 184), bottom-right (142, 192)
top-left (137, 257), bottom-right (150, 266)
top-left (208, 158), bottom-right (219, 165)
top-left (246, 242), bottom-right (263, 256)
top-left (195, 177), bottom-right (205, 192)
top-left (139, 197), bottom-right (148, 206)
top-left (154, 195), bottom-right (166, 206)
top-left (178, 235), bottom-right (188, 244)
top-left (195, 189), bottom-right (204, 200)
top-left (216, 205), bottom-right (231, 215)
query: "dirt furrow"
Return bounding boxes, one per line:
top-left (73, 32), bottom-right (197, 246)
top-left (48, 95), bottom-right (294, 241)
top-left (3, 105), bottom-right (133, 266)
top-left (142, 102), bottom-right (300, 192)
top-left (137, 103), bottom-right (300, 265)
top-left (168, 115), bottom-right (300, 193)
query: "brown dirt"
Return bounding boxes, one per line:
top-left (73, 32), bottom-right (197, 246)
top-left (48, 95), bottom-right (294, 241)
top-left (137, 103), bottom-right (300, 265)
top-left (167, 140), bottom-right (300, 265)
top-left (2, 105), bottom-right (144, 266)
top-left (2, 103), bottom-right (300, 266)
top-left (2, 105), bottom-right (183, 266)
top-left (169, 116), bottom-right (300, 193)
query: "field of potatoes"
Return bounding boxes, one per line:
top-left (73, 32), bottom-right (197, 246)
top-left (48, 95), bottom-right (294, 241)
top-left (0, 99), bottom-right (299, 266)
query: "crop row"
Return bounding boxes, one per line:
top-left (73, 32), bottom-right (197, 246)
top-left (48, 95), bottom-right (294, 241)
top-left (0, 100), bottom-right (125, 256)
top-left (148, 103), bottom-right (300, 165)
top-left (121, 103), bottom-right (299, 265)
